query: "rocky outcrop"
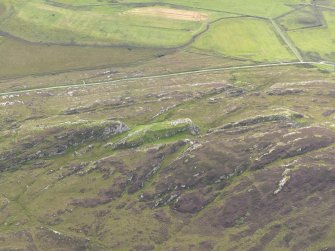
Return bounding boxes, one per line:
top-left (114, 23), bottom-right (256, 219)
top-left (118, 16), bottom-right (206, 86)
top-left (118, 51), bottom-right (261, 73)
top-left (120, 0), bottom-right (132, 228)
top-left (267, 88), bottom-right (304, 96)
top-left (136, 123), bottom-right (335, 216)
top-left (206, 85), bottom-right (245, 97)
top-left (111, 119), bottom-right (199, 149)
top-left (251, 126), bottom-right (335, 170)
top-left (69, 141), bottom-right (186, 208)
top-left (62, 97), bottom-right (135, 115)
top-left (0, 120), bottom-right (129, 171)
top-left (208, 112), bottom-right (303, 133)
top-left (322, 109), bottom-right (335, 116)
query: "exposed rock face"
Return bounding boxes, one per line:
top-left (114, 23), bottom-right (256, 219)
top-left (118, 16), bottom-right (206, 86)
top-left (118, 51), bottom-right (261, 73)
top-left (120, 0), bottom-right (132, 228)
top-left (170, 118), bottom-right (200, 135)
top-left (0, 120), bottom-right (129, 171)
top-left (102, 121), bottom-right (129, 136)
top-left (62, 97), bottom-right (135, 115)
top-left (274, 168), bottom-right (291, 195)
top-left (267, 88), bottom-right (304, 96)
top-left (208, 112), bottom-right (303, 133)
top-left (206, 84), bottom-right (245, 97)
top-left (52, 121), bottom-right (129, 144)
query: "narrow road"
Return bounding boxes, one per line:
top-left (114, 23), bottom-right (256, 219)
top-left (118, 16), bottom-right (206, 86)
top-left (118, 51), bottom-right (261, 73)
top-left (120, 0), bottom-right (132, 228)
top-left (0, 61), bottom-right (332, 96)
top-left (270, 19), bottom-right (304, 62)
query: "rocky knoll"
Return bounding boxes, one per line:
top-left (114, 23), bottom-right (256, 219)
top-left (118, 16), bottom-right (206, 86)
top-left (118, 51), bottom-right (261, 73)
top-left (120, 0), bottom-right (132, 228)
top-left (111, 118), bottom-right (199, 149)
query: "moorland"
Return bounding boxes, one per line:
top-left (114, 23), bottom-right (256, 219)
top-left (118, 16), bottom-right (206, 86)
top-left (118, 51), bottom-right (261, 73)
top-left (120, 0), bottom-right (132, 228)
top-left (0, 0), bottom-right (335, 250)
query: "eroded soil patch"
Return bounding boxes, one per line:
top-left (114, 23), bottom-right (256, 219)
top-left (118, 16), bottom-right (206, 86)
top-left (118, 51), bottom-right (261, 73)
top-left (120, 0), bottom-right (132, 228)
top-left (126, 7), bottom-right (208, 21)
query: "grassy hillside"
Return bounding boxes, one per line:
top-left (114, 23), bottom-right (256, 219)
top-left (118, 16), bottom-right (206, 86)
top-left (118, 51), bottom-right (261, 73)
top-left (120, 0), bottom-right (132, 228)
top-left (1, 0), bottom-right (335, 250)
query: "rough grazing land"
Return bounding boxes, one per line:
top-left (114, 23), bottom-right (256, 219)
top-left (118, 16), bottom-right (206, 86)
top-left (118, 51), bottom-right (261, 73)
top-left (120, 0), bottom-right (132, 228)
top-left (0, 62), bottom-right (335, 250)
top-left (0, 0), bottom-right (335, 250)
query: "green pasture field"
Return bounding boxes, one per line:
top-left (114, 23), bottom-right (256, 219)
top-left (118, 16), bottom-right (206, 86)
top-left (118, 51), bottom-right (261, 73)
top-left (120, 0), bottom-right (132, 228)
top-left (288, 10), bottom-right (335, 61)
top-left (0, 1), bottom-right (206, 48)
top-left (192, 18), bottom-right (296, 62)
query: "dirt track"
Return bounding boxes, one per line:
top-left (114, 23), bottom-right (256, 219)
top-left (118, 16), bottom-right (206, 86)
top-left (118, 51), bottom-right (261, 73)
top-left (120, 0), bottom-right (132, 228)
top-left (0, 61), bottom-right (333, 96)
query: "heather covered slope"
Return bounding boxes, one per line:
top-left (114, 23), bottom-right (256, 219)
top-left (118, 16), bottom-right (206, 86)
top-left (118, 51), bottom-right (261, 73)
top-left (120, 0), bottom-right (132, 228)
top-left (0, 64), bottom-right (335, 250)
